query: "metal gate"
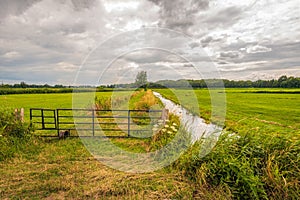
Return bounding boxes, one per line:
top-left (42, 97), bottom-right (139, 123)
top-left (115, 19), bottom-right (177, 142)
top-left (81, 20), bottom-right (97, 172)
top-left (30, 108), bottom-right (165, 137)
top-left (30, 108), bottom-right (57, 130)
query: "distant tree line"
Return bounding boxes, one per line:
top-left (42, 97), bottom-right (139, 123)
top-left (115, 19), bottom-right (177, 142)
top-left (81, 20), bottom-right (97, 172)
top-left (222, 75), bottom-right (300, 88)
top-left (111, 75), bottom-right (300, 89)
top-left (0, 82), bottom-right (112, 95)
top-left (1, 75), bottom-right (299, 92)
top-left (0, 81), bottom-right (97, 89)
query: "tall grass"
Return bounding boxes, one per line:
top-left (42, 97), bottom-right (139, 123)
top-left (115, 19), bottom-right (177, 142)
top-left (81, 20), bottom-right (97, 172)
top-left (129, 90), bottom-right (161, 126)
top-left (173, 131), bottom-right (300, 199)
top-left (150, 114), bottom-right (180, 150)
top-left (94, 95), bottom-right (130, 110)
top-left (0, 108), bottom-right (35, 161)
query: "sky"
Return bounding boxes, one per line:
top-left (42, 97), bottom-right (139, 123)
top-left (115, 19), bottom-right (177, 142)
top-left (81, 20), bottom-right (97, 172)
top-left (0, 0), bottom-right (299, 85)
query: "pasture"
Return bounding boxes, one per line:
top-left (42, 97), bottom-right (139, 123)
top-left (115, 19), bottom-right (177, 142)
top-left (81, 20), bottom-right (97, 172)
top-left (0, 88), bottom-right (299, 199)
top-left (156, 88), bottom-right (300, 133)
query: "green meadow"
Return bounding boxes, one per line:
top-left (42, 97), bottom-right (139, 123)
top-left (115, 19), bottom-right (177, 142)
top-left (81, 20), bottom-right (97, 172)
top-left (0, 88), bottom-right (299, 199)
top-left (156, 88), bottom-right (300, 133)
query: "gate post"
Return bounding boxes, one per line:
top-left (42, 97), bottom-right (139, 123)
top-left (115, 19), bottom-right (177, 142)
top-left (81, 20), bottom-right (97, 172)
top-left (41, 109), bottom-right (45, 129)
top-left (56, 109), bottom-right (60, 137)
top-left (92, 109), bottom-right (95, 136)
top-left (30, 109), bottom-right (32, 121)
top-left (161, 108), bottom-right (169, 125)
top-left (127, 110), bottom-right (130, 137)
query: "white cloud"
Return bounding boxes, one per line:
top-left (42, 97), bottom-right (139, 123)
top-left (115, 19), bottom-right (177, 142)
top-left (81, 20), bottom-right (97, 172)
top-left (104, 1), bottom-right (140, 13)
top-left (55, 62), bottom-right (79, 72)
top-left (219, 51), bottom-right (242, 59)
top-left (2, 51), bottom-right (21, 59)
top-left (246, 45), bottom-right (272, 54)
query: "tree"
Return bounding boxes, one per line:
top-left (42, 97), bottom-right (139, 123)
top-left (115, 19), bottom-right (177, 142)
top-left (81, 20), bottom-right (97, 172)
top-left (278, 75), bottom-right (288, 83)
top-left (20, 81), bottom-right (27, 88)
top-left (135, 71), bottom-right (148, 90)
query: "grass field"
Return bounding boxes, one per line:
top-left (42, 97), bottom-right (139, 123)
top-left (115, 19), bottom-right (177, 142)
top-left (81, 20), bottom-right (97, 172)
top-left (0, 88), bottom-right (299, 199)
top-left (156, 88), bottom-right (300, 133)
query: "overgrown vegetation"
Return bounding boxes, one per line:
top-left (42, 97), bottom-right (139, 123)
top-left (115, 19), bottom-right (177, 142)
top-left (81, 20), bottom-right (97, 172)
top-left (150, 114), bottom-right (180, 150)
top-left (128, 90), bottom-right (161, 126)
top-left (158, 88), bottom-right (300, 199)
top-left (0, 109), bottom-right (35, 161)
top-left (94, 95), bottom-right (130, 110)
top-left (173, 131), bottom-right (300, 199)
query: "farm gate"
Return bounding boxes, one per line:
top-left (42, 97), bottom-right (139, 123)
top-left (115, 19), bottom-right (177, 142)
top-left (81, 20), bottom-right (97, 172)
top-left (30, 108), bottom-right (166, 137)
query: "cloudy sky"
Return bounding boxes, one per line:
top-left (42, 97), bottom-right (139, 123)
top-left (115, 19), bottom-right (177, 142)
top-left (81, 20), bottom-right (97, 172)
top-left (0, 0), bottom-right (299, 85)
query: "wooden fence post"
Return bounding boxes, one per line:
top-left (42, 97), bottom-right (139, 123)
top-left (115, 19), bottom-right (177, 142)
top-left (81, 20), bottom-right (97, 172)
top-left (161, 108), bottom-right (169, 125)
top-left (14, 108), bottom-right (24, 123)
top-left (92, 109), bottom-right (95, 136)
top-left (14, 108), bottom-right (18, 120)
top-left (20, 108), bottom-right (24, 122)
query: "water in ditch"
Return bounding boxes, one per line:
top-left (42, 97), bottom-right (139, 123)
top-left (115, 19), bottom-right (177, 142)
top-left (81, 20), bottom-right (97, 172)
top-left (153, 92), bottom-right (223, 143)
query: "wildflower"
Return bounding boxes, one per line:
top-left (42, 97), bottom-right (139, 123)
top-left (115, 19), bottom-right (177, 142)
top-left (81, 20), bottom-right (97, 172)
top-left (172, 123), bottom-right (177, 126)
top-left (157, 120), bottom-right (163, 123)
top-left (161, 128), bottom-right (167, 132)
top-left (167, 131), bottom-right (172, 134)
top-left (164, 124), bottom-right (169, 128)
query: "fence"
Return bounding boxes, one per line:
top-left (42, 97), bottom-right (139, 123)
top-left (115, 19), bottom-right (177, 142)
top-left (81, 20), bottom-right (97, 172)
top-left (30, 108), bottom-right (166, 137)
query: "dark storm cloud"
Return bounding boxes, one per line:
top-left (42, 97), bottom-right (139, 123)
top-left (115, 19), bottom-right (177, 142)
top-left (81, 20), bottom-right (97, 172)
top-left (189, 42), bottom-right (200, 49)
top-left (200, 35), bottom-right (226, 47)
top-left (71, 0), bottom-right (96, 10)
top-left (123, 49), bottom-right (187, 65)
top-left (219, 51), bottom-right (241, 59)
top-left (218, 61), bottom-right (228, 65)
top-left (0, 0), bottom-right (41, 19)
top-left (148, 0), bottom-right (209, 30)
top-left (204, 6), bottom-right (243, 28)
top-left (225, 42), bottom-right (300, 65)
top-left (200, 36), bottom-right (213, 47)
top-left (0, 0), bottom-right (97, 20)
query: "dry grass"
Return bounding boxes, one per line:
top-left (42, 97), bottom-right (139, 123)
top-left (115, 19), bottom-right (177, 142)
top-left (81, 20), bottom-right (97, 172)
top-left (132, 90), bottom-right (158, 110)
top-left (0, 138), bottom-right (195, 199)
